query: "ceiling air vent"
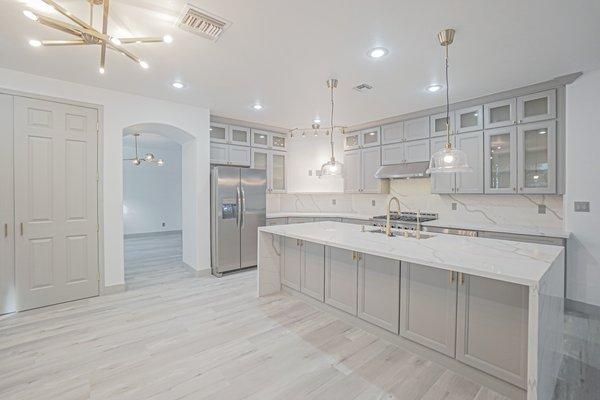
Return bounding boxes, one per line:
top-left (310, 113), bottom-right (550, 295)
top-left (177, 4), bottom-right (231, 41)
top-left (353, 83), bottom-right (373, 92)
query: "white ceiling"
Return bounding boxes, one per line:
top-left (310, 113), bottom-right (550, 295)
top-left (2, 0), bottom-right (600, 129)
top-left (123, 132), bottom-right (181, 150)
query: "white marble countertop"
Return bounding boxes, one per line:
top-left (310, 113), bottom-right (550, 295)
top-left (259, 221), bottom-right (564, 286)
top-left (267, 212), bottom-right (374, 220)
top-left (421, 220), bottom-right (570, 239)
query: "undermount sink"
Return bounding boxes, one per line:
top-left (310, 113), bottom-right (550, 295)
top-left (366, 228), bottom-right (434, 240)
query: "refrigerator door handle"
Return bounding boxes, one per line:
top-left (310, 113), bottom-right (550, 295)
top-left (240, 187), bottom-right (246, 228)
top-left (236, 185), bottom-right (241, 227)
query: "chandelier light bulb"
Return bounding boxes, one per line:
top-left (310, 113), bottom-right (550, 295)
top-left (29, 39), bottom-right (42, 47)
top-left (23, 10), bottom-right (39, 21)
top-left (132, 158), bottom-right (141, 166)
top-left (139, 60), bottom-right (149, 69)
top-left (156, 159), bottom-right (165, 166)
top-left (145, 153), bottom-right (155, 162)
top-left (163, 35), bottom-right (173, 44)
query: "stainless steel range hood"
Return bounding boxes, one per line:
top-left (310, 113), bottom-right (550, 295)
top-left (374, 161), bottom-right (430, 179)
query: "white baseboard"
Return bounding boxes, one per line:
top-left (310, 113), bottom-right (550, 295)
top-left (102, 283), bottom-right (126, 295)
top-left (183, 262), bottom-right (211, 277)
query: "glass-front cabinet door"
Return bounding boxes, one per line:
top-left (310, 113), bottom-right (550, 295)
top-left (251, 129), bottom-right (270, 148)
top-left (455, 106), bottom-right (483, 133)
top-left (210, 122), bottom-right (229, 144)
top-left (430, 136), bottom-right (455, 193)
top-left (484, 127), bottom-right (517, 194)
top-left (517, 89), bottom-right (556, 124)
top-left (430, 111), bottom-right (455, 137)
top-left (271, 151), bottom-right (287, 192)
top-left (271, 133), bottom-right (287, 151)
top-left (361, 127), bottom-right (380, 148)
top-left (229, 125), bottom-right (251, 146)
top-left (484, 99), bottom-right (516, 129)
top-left (251, 149), bottom-right (270, 191)
top-left (344, 131), bottom-right (361, 150)
top-left (517, 121), bottom-right (556, 194)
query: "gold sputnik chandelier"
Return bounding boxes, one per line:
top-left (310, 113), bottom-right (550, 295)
top-left (22, 0), bottom-right (173, 74)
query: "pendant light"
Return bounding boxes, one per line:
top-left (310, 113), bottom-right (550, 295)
top-left (427, 29), bottom-right (472, 174)
top-left (320, 79), bottom-right (343, 177)
top-left (123, 133), bottom-right (165, 166)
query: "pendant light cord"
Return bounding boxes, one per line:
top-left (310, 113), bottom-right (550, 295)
top-left (330, 83), bottom-right (335, 161)
top-left (445, 43), bottom-right (451, 147)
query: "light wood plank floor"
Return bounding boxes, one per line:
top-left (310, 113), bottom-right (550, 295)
top-left (0, 232), bottom-right (510, 400)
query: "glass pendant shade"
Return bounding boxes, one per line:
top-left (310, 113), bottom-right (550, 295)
top-left (427, 146), bottom-right (472, 173)
top-left (320, 158), bottom-right (343, 176)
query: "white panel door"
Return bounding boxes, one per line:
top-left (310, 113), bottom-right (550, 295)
top-left (0, 94), bottom-right (15, 315)
top-left (404, 138), bottom-right (430, 163)
top-left (361, 147), bottom-right (381, 193)
top-left (403, 117), bottom-right (429, 141)
top-left (228, 145), bottom-right (251, 167)
top-left (455, 132), bottom-right (484, 194)
top-left (343, 150), bottom-right (361, 193)
top-left (14, 97), bottom-right (99, 311)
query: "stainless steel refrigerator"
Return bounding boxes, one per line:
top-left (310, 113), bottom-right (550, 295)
top-left (210, 166), bottom-right (266, 276)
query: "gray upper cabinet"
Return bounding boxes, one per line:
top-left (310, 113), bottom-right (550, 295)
top-left (484, 98), bottom-right (517, 129)
top-left (455, 132), bottom-right (484, 194)
top-left (517, 121), bottom-right (556, 194)
top-left (251, 129), bottom-right (270, 148)
top-left (400, 262), bottom-right (457, 357)
top-left (382, 139), bottom-right (430, 165)
top-left (456, 274), bottom-right (529, 389)
top-left (344, 131), bottom-right (361, 150)
top-left (381, 142), bottom-right (404, 165)
top-left (210, 122), bottom-right (229, 144)
top-left (229, 125), bottom-right (251, 146)
top-left (430, 136), bottom-right (456, 193)
top-left (430, 111), bottom-right (455, 137)
top-left (271, 132), bottom-right (287, 151)
top-left (403, 117), bottom-right (430, 141)
top-left (361, 127), bottom-right (381, 148)
top-left (343, 149), bottom-right (361, 192)
top-left (484, 127), bottom-right (518, 194)
top-left (325, 246), bottom-right (358, 315)
top-left (517, 89), bottom-right (556, 124)
top-left (210, 143), bottom-right (229, 164)
top-left (455, 105), bottom-right (483, 133)
top-left (281, 237), bottom-right (302, 291)
top-left (358, 254), bottom-right (400, 333)
top-left (301, 241), bottom-right (325, 301)
top-left (227, 145), bottom-right (252, 167)
top-left (361, 147), bottom-right (383, 193)
top-left (381, 121), bottom-right (404, 145)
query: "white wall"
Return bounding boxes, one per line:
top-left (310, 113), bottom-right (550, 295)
top-left (0, 67), bottom-right (211, 289)
top-left (565, 68), bottom-right (600, 307)
top-left (123, 144), bottom-right (182, 235)
top-left (286, 133), bottom-right (345, 192)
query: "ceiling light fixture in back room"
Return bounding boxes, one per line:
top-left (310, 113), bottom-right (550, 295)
top-left (427, 28), bottom-right (472, 174)
top-left (22, 0), bottom-right (173, 73)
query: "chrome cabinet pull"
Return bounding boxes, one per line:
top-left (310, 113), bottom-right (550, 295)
top-left (449, 270), bottom-right (454, 284)
top-left (20, 222), bottom-right (24, 236)
top-left (460, 272), bottom-right (465, 285)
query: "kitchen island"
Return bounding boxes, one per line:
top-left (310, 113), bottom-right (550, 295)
top-left (257, 221), bottom-right (565, 400)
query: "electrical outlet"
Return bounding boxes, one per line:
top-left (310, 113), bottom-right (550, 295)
top-left (371, 200), bottom-right (376, 206)
top-left (538, 204), bottom-right (546, 214)
top-left (162, 222), bottom-right (166, 227)
top-left (315, 170), bottom-right (322, 177)
top-left (451, 202), bottom-right (457, 211)
top-left (332, 199), bottom-right (336, 205)
top-left (308, 169), bottom-right (312, 176)
top-left (574, 201), bottom-right (590, 212)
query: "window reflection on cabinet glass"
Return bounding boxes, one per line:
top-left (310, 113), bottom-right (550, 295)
top-left (231, 129), bottom-right (248, 143)
top-left (489, 134), bottom-right (511, 189)
top-left (523, 128), bottom-right (549, 188)
top-left (523, 97), bottom-right (548, 119)
top-left (489, 105), bottom-right (511, 124)
top-left (272, 136), bottom-right (286, 148)
top-left (254, 152), bottom-right (267, 170)
top-left (210, 126), bottom-right (227, 140)
top-left (363, 131), bottom-right (378, 145)
top-left (254, 132), bottom-right (268, 146)
top-left (460, 111), bottom-right (478, 128)
top-left (346, 135), bottom-right (359, 147)
top-left (272, 154), bottom-right (285, 190)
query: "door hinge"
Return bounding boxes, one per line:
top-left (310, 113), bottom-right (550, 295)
top-left (96, 171), bottom-right (100, 182)
top-left (96, 224), bottom-right (99, 233)
top-left (96, 121), bottom-right (100, 134)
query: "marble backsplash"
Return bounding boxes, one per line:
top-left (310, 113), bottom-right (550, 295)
top-left (268, 178), bottom-right (564, 229)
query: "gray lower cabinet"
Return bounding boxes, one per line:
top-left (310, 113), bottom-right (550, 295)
top-left (301, 241), bottom-right (325, 301)
top-left (456, 274), bottom-right (529, 389)
top-left (281, 237), bottom-right (301, 290)
top-left (358, 254), bottom-right (400, 333)
top-left (287, 217), bottom-right (314, 224)
top-left (325, 247), bottom-right (358, 315)
top-left (400, 262), bottom-right (458, 357)
top-left (266, 218), bottom-right (287, 226)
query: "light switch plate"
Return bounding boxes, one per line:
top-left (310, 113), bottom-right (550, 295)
top-left (371, 200), bottom-right (376, 206)
top-left (574, 201), bottom-right (590, 212)
top-left (332, 199), bottom-right (336, 205)
top-left (538, 205), bottom-right (546, 214)
top-left (308, 169), bottom-right (312, 176)
top-left (451, 202), bottom-right (457, 211)
top-left (315, 170), bottom-right (322, 177)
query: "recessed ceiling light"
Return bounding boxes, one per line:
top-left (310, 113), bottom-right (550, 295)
top-left (253, 103), bottom-right (263, 111)
top-left (29, 39), bottom-right (42, 47)
top-left (23, 10), bottom-right (39, 21)
top-left (368, 47), bottom-right (389, 59)
top-left (172, 81), bottom-right (184, 89)
top-left (426, 84), bottom-right (443, 93)
top-left (163, 35), bottom-right (173, 44)
top-left (139, 60), bottom-right (149, 69)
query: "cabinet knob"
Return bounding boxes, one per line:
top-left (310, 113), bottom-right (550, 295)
top-left (513, 120), bottom-right (517, 124)
top-left (513, 187), bottom-right (517, 192)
